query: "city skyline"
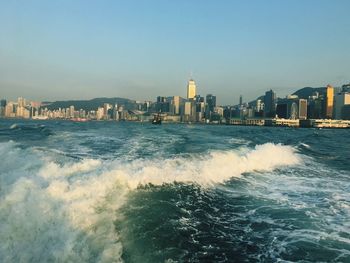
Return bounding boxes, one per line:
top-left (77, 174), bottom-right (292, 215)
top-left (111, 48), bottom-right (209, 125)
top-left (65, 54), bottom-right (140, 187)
top-left (1, 1), bottom-right (350, 104)
top-left (2, 82), bottom-right (350, 125)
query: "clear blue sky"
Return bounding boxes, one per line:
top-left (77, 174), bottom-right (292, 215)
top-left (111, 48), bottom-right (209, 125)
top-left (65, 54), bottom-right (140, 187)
top-left (0, 0), bottom-right (349, 104)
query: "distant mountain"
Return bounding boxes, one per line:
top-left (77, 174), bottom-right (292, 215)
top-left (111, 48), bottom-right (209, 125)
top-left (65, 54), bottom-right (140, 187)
top-left (43, 97), bottom-right (138, 111)
top-left (292, 87), bottom-right (326, 99)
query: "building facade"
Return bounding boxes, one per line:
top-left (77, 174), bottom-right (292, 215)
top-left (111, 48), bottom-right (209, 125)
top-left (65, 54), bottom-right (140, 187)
top-left (187, 79), bottom-right (196, 100)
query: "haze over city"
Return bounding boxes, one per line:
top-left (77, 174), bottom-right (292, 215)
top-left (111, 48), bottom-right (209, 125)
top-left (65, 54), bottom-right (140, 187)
top-left (1, 0), bottom-right (350, 104)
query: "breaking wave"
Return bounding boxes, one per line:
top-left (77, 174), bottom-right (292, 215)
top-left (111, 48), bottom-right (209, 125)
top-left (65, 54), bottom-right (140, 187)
top-left (0, 141), bottom-right (301, 262)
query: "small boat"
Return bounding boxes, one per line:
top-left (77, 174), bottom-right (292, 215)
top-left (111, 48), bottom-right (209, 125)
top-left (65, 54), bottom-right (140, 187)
top-left (152, 112), bottom-right (162, 125)
top-left (71, 118), bottom-right (89, 122)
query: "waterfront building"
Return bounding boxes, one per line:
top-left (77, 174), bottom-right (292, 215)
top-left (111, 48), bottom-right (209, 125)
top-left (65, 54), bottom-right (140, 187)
top-left (112, 104), bottom-right (119, 120)
top-left (276, 97), bottom-right (307, 120)
top-left (334, 92), bottom-right (350, 119)
top-left (142, 101), bottom-right (150, 112)
top-left (325, 84), bottom-right (334, 119)
top-left (308, 96), bottom-right (323, 119)
top-left (0, 99), bottom-right (6, 117)
top-left (155, 96), bottom-right (170, 113)
top-left (205, 94), bottom-right (216, 120)
top-left (300, 119), bottom-right (350, 128)
top-left (16, 106), bottom-right (31, 118)
top-left (187, 79), bottom-right (196, 99)
top-left (170, 96), bottom-right (181, 115)
top-left (276, 100), bottom-right (287, 119)
top-left (69, 106), bottom-right (75, 118)
top-left (182, 101), bottom-right (193, 122)
top-left (196, 102), bottom-right (206, 122)
top-left (342, 105), bottom-right (350, 119)
top-left (5, 102), bottom-right (16, 118)
top-left (255, 99), bottom-right (263, 112)
top-left (299, 99), bottom-right (308, 120)
top-left (265, 118), bottom-right (299, 127)
top-left (103, 103), bottom-right (112, 119)
top-left (264, 89), bottom-right (276, 118)
top-left (96, 107), bottom-right (104, 120)
top-left (17, 97), bottom-right (26, 108)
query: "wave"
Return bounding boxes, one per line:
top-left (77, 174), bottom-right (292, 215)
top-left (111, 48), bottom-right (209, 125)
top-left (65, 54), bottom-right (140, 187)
top-left (110, 142), bottom-right (301, 188)
top-left (0, 141), bottom-right (301, 262)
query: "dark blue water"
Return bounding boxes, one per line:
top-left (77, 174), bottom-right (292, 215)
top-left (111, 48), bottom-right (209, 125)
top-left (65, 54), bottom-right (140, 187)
top-left (0, 119), bottom-right (349, 262)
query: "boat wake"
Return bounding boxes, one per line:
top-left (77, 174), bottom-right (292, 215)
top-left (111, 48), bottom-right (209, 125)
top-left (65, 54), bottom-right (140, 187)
top-left (0, 141), bottom-right (301, 262)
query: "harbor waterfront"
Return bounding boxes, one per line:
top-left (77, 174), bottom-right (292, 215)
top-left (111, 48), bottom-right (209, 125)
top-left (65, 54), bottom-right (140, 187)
top-left (0, 119), bottom-right (349, 262)
top-left (1, 1), bottom-right (350, 262)
top-left (2, 82), bottom-right (350, 128)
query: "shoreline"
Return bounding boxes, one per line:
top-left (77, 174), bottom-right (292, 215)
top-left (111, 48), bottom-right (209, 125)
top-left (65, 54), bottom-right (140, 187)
top-left (1, 117), bottom-right (350, 129)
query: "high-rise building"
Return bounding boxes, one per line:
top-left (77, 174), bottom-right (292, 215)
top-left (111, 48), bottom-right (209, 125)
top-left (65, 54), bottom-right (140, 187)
top-left (239, 95), bottom-right (243, 105)
top-left (112, 104), bottom-right (119, 120)
top-left (334, 92), bottom-right (350, 119)
top-left (18, 97), bottom-right (26, 107)
top-left (182, 101), bottom-right (195, 122)
top-left (155, 96), bottom-right (170, 113)
top-left (187, 79), bottom-right (196, 100)
top-left (264, 90), bottom-right (276, 118)
top-left (205, 94), bottom-right (216, 120)
top-left (69, 105), bottom-right (75, 118)
top-left (298, 99), bottom-right (308, 120)
top-left (0, 99), bottom-right (6, 107)
top-left (157, 96), bottom-right (167, 103)
top-left (96, 107), bottom-right (104, 120)
top-left (276, 99), bottom-right (288, 119)
top-left (276, 97), bottom-right (307, 120)
top-left (5, 102), bottom-right (16, 118)
top-left (171, 96), bottom-right (181, 115)
top-left (255, 99), bottom-right (264, 112)
top-left (325, 84), bottom-right (334, 119)
top-left (0, 99), bottom-right (6, 117)
top-left (206, 94), bottom-right (216, 112)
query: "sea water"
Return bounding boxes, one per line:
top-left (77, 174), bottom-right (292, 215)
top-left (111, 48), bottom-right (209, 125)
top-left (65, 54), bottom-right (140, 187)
top-left (0, 120), bottom-right (349, 262)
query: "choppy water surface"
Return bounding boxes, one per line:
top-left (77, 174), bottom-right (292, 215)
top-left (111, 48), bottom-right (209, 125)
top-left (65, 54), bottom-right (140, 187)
top-left (0, 120), bottom-right (349, 262)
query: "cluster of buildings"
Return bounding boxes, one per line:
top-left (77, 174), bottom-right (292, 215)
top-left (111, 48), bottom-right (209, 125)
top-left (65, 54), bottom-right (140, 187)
top-left (0, 79), bottom-right (222, 123)
top-left (149, 80), bottom-right (219, 123)
top-left (221, 84), bottom-right (350, 122)
top-left (1, 80), bottom-right (350, 127)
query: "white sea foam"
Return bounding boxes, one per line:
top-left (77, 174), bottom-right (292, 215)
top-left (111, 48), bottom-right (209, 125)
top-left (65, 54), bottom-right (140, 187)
top-left (0, 141), bottom-right (301, 262)
top-left (120, 142), bottom-right (301, 188)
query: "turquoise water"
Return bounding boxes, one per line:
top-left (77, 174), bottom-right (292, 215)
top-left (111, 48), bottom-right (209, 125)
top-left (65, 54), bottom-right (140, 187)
top-left (0, 120), bottom-right (349, 262)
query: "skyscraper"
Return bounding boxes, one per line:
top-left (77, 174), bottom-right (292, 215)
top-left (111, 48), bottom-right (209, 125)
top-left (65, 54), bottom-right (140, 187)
top-left (187, 79), bottom-right (196, 100)
top-left (298, 99), bottom-right (308, 120)
top-left (325, 84), bottom-right (334, 119)
top-left (171, 96), bottom-right (181, 115)
top-left (264, 90), bottom-right (276, 118)
top-left (334, 92), bottom-right (350, 119)
top-left (205, 94), bottom-right (216, 120)
top-left (17, 97), bottom-right (26, 107)
top-left (206, 94), bottom-right (216, 113)
top-left (0, 99), bottom-right (6, 117)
